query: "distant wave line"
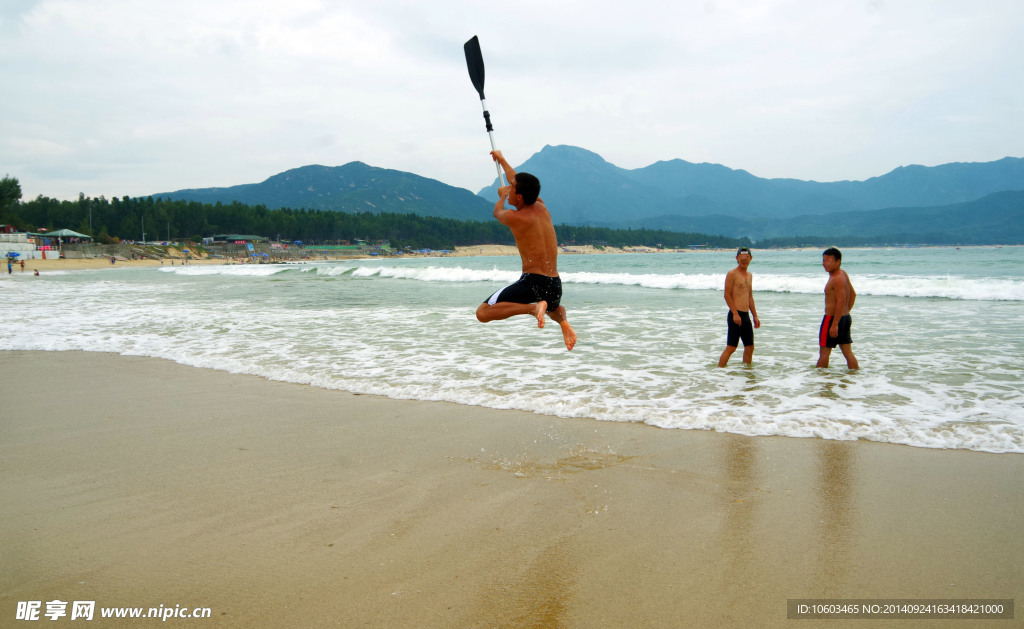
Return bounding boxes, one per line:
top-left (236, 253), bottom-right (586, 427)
top-left (162, 264), bottom-right (1024, 301)
top-left (347, 266), bottom-right (1024, 300)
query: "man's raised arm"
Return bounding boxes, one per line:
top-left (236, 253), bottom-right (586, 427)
top-left (494, 185), bottom-right (512, 221)
top-left (491, 150), bottom-right (517, 183)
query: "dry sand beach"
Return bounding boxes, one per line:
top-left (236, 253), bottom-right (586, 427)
top-left (2, 350), bottom-right (1021, 627)
top-left (9, 257), bottom-right (228, 273)
top-left (6, 242), bottom-right (680, 274)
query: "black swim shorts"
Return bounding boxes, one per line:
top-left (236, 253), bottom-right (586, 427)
top-left (726, 310), bottom-right (754, 347)
top-left (484, 273), bottom-right (562, 312)
top-left (819, 314), bottom-right (853, 348)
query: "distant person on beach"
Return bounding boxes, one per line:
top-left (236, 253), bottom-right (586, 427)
top-left (6, 260), bottom-right (11, 274)
top-left (718, 247), bottom-right (760, 367)
top-left (475, 150), bottom-right (577, 351)
top-left (817, 247), bottom-right (859, 369)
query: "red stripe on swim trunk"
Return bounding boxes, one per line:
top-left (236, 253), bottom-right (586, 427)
top-left (819, 315), bottom-right (833, 347)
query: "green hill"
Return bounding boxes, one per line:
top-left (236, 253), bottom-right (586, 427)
top-left (154, 162), bottom-right (492, 222)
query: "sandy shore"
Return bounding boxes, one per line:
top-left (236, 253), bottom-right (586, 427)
top-left (8, 257), bottom-right (230, 273)
top-left (2, 351), bottom-right (1020, 627)
top-left (6, 243), bottom-right (687, 273)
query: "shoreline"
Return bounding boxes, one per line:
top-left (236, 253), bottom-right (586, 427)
top-left (6, 256), bottom-right (229, 273)
top-left (2, 350), bottom-right (1021, 627)
top-left (9, 243), bottom-right (1011, 273)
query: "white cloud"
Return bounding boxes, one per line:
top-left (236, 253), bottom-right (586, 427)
top-left (1, 0), bottom-right (1022, 200)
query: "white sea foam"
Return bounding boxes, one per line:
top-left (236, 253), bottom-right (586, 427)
top-left (3, 249), bottom-right (1023, 453)
top-left (854, 275), bottom-right (1024, 301)
top-left (160, 264), bottom-right (293, 276)
top-left (350, 265), bottom-right (518, 283)
top-left (326, 264), bottom-right (1024, 301)
top-left (565, 270), bottom-right (1024, 300)
top-left (562, 271), bottom-right (721, 291)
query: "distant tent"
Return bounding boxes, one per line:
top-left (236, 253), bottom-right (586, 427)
top-left (38, 229), bottom-right (93, 239)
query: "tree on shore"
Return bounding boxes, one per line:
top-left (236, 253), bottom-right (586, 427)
top-left (10, 192), bottom-right (747, 250)
top-left (0, 176), bottom-right (24, 228)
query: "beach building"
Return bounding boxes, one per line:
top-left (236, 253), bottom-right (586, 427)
top-left (210, 234), bottom-right (268, 244)
top-left (205, 234), bottom-right (271, 259)
top-left (1, 231), bottom-right (41, 260)
top-left (26, 229), bottom-right (94, 259)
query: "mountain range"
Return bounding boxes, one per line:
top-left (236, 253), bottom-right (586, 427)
top-left (154, 162), bottom-right (492, 222)
top-left (152, 146), bottom-right (1024, 243)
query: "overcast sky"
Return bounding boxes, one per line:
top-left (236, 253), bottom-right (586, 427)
top-left (2, 0), bottom-right (1022, 201)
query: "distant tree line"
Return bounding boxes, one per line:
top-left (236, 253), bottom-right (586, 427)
top-left (2, 175), bottom-right (1015, 250)
top-left (1, 177), bottom-right (751, 250)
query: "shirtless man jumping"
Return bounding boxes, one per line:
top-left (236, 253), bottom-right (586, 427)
top-left (817, 247), bottom-right (859, 369)
top-left (718, 247), bottom-right (760, 367)
top-left (475, 150), bottom-right (577, 351)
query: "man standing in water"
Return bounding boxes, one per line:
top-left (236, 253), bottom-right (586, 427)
top-left (718, 247), bottom-right (760, 367)
top-left (817, 247), bottom-right (859, 369)
top-left (475, 150), bottom-right (577, 351)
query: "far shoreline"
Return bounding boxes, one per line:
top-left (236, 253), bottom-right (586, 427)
top-left (7, 242), bottom-right (1015, 273)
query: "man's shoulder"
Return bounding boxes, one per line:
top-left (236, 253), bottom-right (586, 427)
top-left (523, 202), bottom-right (553, 223)
top-left (826, 270), bottom-right (847, 286)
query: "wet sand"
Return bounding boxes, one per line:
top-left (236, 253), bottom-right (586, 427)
top-left (1, 350), bottom-right (1020, 627)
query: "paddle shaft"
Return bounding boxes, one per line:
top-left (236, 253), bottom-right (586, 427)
top-left (464, 36), bottom-right (507, 187)
top-left (479, 100), bottom-right (505, 186)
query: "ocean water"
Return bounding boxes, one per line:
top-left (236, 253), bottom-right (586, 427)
top-left (2, 246), bottom-right (1022, 453)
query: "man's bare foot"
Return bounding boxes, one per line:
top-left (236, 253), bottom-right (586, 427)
top-left (533, 301), bottom-right (547, 328)
top-left (560, 321), bottom-right (577, 351)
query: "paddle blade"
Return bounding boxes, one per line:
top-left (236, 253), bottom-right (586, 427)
top-left (464, 35), bottom-right (486, 99)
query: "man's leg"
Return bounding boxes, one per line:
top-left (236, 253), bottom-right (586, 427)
top-left (722, 314), bottom-right (741, 367)
top-left (546, 305), bottom-right (577, 351)
top-left (742, 344), bottom-right (754, 364)
top-left (839, 344), bottom-right (859, 370)
top-left (476, 301), bottom-right (538, 323)
top-left (816, 314), bottom-right (833, 367)
top-left (477, 274), bottom-right (546, 325)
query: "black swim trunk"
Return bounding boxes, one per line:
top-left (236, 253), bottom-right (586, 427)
top-left (726, 310), bottom-right (754, 347)
top-left (819, 314), bottom-right (853, 348)
top-left (484, 273), bottom-right (562, 312)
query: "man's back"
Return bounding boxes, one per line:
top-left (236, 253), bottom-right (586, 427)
top-left (500, 199), bottom-right (559, 277)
